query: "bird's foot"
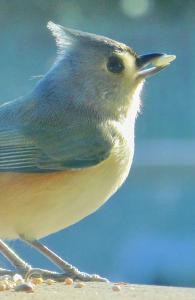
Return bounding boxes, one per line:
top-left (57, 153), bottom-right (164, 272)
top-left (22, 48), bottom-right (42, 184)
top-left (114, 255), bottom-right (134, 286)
top-left (24, 267), bottom-right (59, 280)
top-left (25, 267), bottom-right (108, 282)
top-left (57, 271), bottom-right (108, 282)
top-left (24, 239), bottom-right (109, 282)
top-left (0, 239), bottom-right (108, 282)
top-left (0, 265), bottom-right (108, 283)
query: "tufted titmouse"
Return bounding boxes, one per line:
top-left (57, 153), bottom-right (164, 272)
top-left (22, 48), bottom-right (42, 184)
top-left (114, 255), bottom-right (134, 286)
top-left (0, 22), bottom-right (175, 281)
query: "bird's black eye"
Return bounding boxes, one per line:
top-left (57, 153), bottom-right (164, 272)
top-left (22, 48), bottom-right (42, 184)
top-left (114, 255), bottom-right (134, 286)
top-left (107, 55), bottom-right (124, 74)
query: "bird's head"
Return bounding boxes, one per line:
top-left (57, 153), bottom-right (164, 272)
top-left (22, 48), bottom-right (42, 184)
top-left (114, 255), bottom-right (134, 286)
top-left (35, 22), bottom-right (175, 123)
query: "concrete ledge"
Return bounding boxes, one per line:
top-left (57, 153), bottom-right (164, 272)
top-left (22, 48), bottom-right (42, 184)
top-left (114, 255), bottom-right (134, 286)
top-left (1, 282), bottom-right (195, 300)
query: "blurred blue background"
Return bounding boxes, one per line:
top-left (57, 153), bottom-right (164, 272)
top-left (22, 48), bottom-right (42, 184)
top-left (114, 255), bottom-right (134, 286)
top-left (0, 0), bottom-right (195, 287)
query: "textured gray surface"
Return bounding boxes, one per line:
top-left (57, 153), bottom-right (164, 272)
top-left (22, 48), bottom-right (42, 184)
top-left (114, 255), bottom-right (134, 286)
top-left (0, 283), bottom-right (195, 300)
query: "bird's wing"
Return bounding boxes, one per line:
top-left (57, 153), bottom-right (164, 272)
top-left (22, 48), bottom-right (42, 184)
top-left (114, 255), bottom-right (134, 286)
top-left (0, 95), bottom-right (114, 172)
top-left (0, 128), bottom-right (41, 172)
top-left (0, 124), bottom-right (113, 172)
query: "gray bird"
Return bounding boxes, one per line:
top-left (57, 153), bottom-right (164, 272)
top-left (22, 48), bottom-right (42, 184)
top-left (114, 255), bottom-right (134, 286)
top-left (0, 22), bottom-right (175, 281)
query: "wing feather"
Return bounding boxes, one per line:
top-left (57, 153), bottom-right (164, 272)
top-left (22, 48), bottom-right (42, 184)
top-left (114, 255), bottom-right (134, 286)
top-left (0, 128), bottom-right (40, 171)
top-left (0, 99), bottom-right (113, 172)
top-left (0, 125), bottom-right (112, 172)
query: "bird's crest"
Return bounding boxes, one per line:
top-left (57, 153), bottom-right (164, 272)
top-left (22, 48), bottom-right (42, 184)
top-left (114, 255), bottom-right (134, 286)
top-left (47, 21), bottom-right (132, 56)
top-left (47, 21), bottom-right (74, 54)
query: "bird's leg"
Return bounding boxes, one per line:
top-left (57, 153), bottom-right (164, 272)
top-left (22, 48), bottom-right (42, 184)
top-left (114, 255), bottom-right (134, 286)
top-left (0, 239), bottom-right (59, 279)
top-left (0, 239), bottom-right (30, 275)
top-left (0, 237), bottom-right (108, 282)
top-left (23, 238), bottom-right (108, 282)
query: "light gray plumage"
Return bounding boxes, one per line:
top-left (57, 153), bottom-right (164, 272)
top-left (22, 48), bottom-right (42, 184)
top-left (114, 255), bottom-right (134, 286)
top-left (0, 22), bottom-right (175, 281)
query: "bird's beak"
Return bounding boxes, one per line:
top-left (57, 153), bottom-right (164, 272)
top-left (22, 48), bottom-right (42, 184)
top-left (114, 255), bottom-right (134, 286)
top-left (136, 53), bottom-right (176, 79)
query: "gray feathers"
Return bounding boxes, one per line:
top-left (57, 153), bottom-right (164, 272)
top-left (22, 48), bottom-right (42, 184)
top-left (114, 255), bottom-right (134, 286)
top-left (47, 21), bottom-right (74, 55)
top-left (0, 22), bottom-right (135, 173)
top-left (0, 129), bottom-right (39, 171)
top-left (47, 21), bottom-right (136, 57)
top-left (0, 101), bottom-right (113, 172)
